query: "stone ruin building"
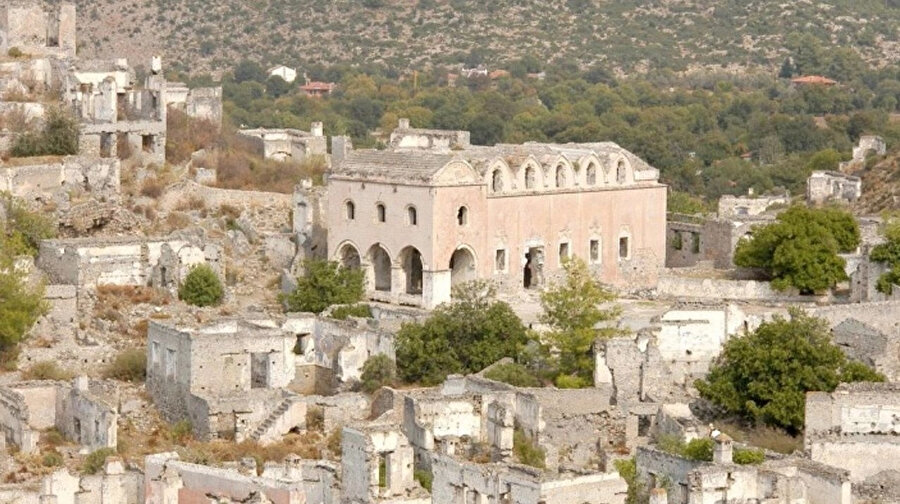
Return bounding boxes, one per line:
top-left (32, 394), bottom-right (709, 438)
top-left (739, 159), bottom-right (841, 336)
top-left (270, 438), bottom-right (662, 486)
top-left (325, 118), bottom-right (667, 308)
top-left (840, 135), bottom-right (887, 171)
top-left (239, 122), bottom-right (328, 162)
top-left (0, 2), bottom-right (76, 59)
top-left (806, 171), bottom-right (862, 206)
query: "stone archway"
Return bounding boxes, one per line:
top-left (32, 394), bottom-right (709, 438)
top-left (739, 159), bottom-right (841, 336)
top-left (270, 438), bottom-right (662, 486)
top-left (449, 247), bottom-right (477, 287)
top-left (338, 243), bottom-right (361, 270)
top-left (367, 244), bottom-right (392, 292)
top-left (399, 246), bottom-right (424, 295)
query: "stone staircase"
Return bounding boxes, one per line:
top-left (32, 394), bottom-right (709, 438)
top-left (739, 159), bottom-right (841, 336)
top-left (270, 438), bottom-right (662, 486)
top-left (248, 395), bottom-right (306, 443)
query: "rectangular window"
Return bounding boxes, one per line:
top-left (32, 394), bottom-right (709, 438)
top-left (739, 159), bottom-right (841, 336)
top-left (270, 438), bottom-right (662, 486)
top-left (165, 348), bottom-right (176, 380)
top-left (619, 237), bottom-right (629, 259)
top-left (558, 242), bottom-right (570, 262)
top-left (691, 233), bottom-right (701, 254)
top-left (151, 342), bottom-right (160, 367)
top-left (495, 249), bottom-right (507, 273)
top-left (589, 239), bottom-right (600, 263)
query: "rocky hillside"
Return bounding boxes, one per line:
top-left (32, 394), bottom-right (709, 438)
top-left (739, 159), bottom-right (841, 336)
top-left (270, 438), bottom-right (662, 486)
top-left (68, 0), bottom-right (900, 76)
top-left (853, 149), bottom-right (900, 215)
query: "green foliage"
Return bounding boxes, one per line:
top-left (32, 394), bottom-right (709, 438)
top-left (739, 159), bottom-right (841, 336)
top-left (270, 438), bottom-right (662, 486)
top-left (733, 447), bottom-right (766, 465)
top-left (0, 267), bottom-right (47, 354)
top-left (484, 362), bottom-right (542, 387)
top-left (395, 280), bottom-right (528, 386)
top-left (10, 108), bottom-right (79, 157)
top-left (179, 264), bottom-right (224, 307)
top-left (7, 47), bottom-right (24, 58)
top-left (82, 448), bottom-right (117, 474)
top-left (668, 190), bottom-right (709, 215)
top-left (329, 304), bottom-right (372, 320)
top-left (695, 310), bottom-right (884, 433)
top-left (42, 450), bottom-right (63, 467)
top-left (169, 420), bottom-right (193, 443)
top-left (657, 434), bottom-right (713, 461)
top-left (870, 220), bottom-right (900, 294)
top-left (281, 260), bottom-right (365, 314)
top-left (540, 258), bottom-right (620, 385)
top-left (414, 469), bottom-right (433, 492)
top-left (1, 193), bottom-right (57, 257)
top-left (613, 458), bottom-right (646, 504)
top-left (513, 429), bottom-right (546, 469)
top-left (554, 374), bottom-right (591, 389)
top-left (734, 206), bottom-right (860, 294)
top-left (359, 354), bottom-right (396, 393)
top-left (104, 348), bottom-right (147, 382)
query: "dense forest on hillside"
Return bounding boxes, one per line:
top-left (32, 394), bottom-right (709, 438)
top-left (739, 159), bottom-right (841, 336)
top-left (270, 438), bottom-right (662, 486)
top-left (169, 31), bottom-right (900, 209)
top-left (74, 0), bottom-right (900, 76)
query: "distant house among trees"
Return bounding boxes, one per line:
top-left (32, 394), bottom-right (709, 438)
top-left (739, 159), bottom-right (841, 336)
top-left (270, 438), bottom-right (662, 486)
top-left (268, 65), bottom-right (297, 83)
top-left (300, 81), bottom-right (336, 97)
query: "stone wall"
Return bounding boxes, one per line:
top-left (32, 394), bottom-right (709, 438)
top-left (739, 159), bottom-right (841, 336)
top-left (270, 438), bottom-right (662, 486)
top-left (0, 156), bottom-right (119, 204)
top-left (807, 171), bottom-right (861, 206)
top-left (805, 382), bottom-right (900, 482)
top-left (656, 274), bottom-right (808, 301)
top-left (38, 458), bottom-right (142, 504)
top-left (158, 180), bottom-right (292, 213)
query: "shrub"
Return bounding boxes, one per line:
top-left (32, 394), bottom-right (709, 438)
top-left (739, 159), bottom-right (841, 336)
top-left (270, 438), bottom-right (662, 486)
top-left (23, 361), bottom-right (73, 381)
top-left (42, 450), bottom-right (63, 467)
top-left (359, 354), bottom-right (396, 393)
top-left (656, 434), bottom-right (713, 461)
top-left (614, 457), bottom-right (648, 504)
top-left (1, 193), bottom-right (58, 257)
top-left (169, 420), bottom-right (193, 444)
top-left (330, 304), bottom-right (372, 320)
top-left (140, 177), bottom-right (165, 198)
top-left (104, 348), bottom-right (147, 382)
top-left (179, 264), bottom-right (224, 307)
top-left (513, 428), bottom-right (546, 469)
top-left (484, 363), bottom-right (542, 387)
top-left (7, 47), bottom-right (24, 58)
top-left (10, 107), bottom-right (79, 157)
top-left (733, 447), bottom-right (766, 465)
top-left (414, 469), bottom-right (433, 492)
top-left (281, 260), bottom-right (364, 314)
top-left (695, 309), bottom-right (884, 432)
top-left (82, 447), bottom-right (117, 474)
top-left (0, 267), bottom-right (47, 354)
top-left (554, 374), bottom-right (590, 389)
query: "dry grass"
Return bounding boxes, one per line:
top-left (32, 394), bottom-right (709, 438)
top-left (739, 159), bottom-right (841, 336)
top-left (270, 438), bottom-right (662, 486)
top-left (140, 177), bottom-right (165, 198)
top-left (166, 108), bottom-right (220, 165)
top-left (96, 285), bottom-right (171, 308)
top-left (717, 421), bottom-right (803, 454)
top-left (22, 361), bottom-right (74, 381)
top-left (174, 196), bottom-right (207, 214)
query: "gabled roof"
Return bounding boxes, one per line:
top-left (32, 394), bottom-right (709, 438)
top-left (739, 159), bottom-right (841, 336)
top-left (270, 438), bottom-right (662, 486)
top-left (791, 75), bottom-right (837, 85)
top-left (332, 150), bottom-right (476, 185)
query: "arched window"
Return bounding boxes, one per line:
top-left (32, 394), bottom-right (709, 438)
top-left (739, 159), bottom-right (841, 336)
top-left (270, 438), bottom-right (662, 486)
top-left (407, 206), bottom-right (417, 226)
top-left (525, 166), bottom-right (536, 189)
top-left (457, 206), bottom-right (468, 226)
top-left (556, 165), bottom-right (566, 188)
top-left (345, 201), bottom-right (355, 220)
top-left (616, 160), bottom-right (626, 183)
top-left (586, 164), bottom-right (597, 185)
top-left (376, 203), bottom-right (386, 223)
top-left (491, 169), bottom-right (504, 193)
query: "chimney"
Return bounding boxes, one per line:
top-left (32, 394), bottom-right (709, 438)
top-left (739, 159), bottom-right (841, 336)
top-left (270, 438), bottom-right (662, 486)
top-left (310, 121), bottom-right (323, 137)
top-left (713, 433), bottom-right (733, 464)
top-left (649, 488), bottom-right (668, 504)
top-left (398, 117), bottom-right (410, 130)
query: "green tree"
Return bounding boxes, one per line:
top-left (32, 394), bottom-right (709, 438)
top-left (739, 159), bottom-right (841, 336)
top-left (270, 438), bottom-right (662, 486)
top-left (734, 206), bottom-right (859, 294)
top-left (695, 310), bottom-right (883, 433)
top-left (178, 264), bottom-right (224, 307)
top-left (870, 220), bottom-right (900, 294)
top-left (281, 259), bottom-right (365, 314)
top-left (10, 108), bottom-right (79, 158)
top-left (540, 257), bottom-right (620, 387)
top-left (359, 354), bottom-right (396, 393)
top-left (0, 266), bottom-right (47, 355)
top-left (0, 193), bottom-right (57, 257)
top-left (395, 280), bottom-right (529, 385)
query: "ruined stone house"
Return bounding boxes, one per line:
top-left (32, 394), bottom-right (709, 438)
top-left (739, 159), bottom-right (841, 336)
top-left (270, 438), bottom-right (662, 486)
top-left (239, 123), bottom-right (328, 163)
top-left (0, 2), bottom-right (76, 59)
top-left (327, 119), bottom-right (667, 309)
top-left (806, 171), bottom-right (861, 206)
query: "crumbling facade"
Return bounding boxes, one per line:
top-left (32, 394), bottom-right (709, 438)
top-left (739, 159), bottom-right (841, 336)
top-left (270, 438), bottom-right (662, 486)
top-left (239, 123), bottom-right (328, 162)
top-left (0, 2), bottom-right (76, 59)
top-left (0, 377), bottom-right (117, 454)
top-left (328, 120), bottom-right (667, 308)
top-left (806, 171), bottom-right (861, 206)
top-left (805, 382), bottom-right (900, 483)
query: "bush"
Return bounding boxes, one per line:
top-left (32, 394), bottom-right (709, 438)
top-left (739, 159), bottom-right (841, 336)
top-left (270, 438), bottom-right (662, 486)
top-left (23, 361), bottom-right (73, 381)
top-left (179, 264), bottom-right (224, 307)
top-left (554, 374), bottom-right (590, 389)
top-left (657, 434), bottom-right (712, 461)
top-left (281, 260), bottom-right (365, 314)
top-left (168, 420), bottom-right (193, 444)
top-left (104, 348), bottom-right (147, 382)
top-left (10, 107), bottom-right (79, 157)
top-left (513, 428), bottom-right (546, 469)
top-left (484, 363), bottom-right (542, 387)
top-left (42, 450), bottom-right (63, 467)
top-left (330, 304), bottom-right (372, 320)
top-left (733, 447), bottom-right (766, 465)
top-left (395, 280), bottom-right (529, 386)
top-left (359, 354), bottom-right (396, 393)
top-left (82, 447), bottom-right (117, 474)
top-left (695, 310), bottom-right (884, 432)
top-left (1, 193), bottom-right (58, 257)
top-left (414, 469), bottom-right (433, 492)
top-left (7, 47), bottom-right (24, 58)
